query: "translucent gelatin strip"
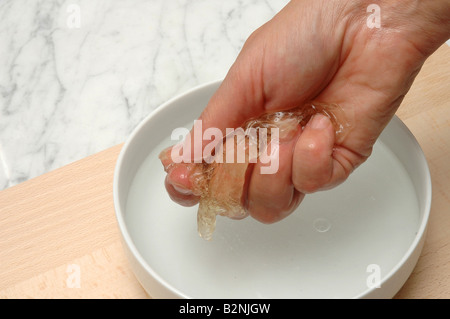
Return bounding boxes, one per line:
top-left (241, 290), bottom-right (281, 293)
top-left (160, 102), bottom-right (351, 240)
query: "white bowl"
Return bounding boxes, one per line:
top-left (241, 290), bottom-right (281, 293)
top-left (113, 80), bottom-right (431, 299)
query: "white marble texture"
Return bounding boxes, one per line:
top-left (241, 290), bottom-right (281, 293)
top-left (0, 0), bottom-right (290, 190)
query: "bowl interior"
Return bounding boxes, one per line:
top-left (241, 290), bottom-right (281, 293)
top-left (114, 81), bottom-right (431, 298)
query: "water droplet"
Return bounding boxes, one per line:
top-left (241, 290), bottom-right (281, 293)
top-left (314, 218), bottom-right (331, 233)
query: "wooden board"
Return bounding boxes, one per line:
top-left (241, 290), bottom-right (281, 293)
top-left (0, 45), bottom-right (449, 299)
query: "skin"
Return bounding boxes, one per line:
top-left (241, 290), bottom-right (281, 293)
top-left (161, 0), bottom-right (450, 224)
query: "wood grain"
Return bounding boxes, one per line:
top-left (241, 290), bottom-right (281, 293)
top-left (394, 106), bottom-right (450, 298)
top-left (0, 144), bottom-right (149, 297)
top-left (0, 45), bottom-right (449, 299)
top-left (393, 45), bottom-right (450, 298)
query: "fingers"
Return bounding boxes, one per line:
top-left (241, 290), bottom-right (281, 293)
top-left (292, 113), bottom-right (360, 193)
top-left (164, 175), bottom-right (199, 207)
top-left (247, 126), bottom-right (305, 224)
top-left (292, 114), bottom-right (335, 193)
top-left (159, 146), bottom-right (200, 207)
top-left (160, 58), bottom-right (267, 203)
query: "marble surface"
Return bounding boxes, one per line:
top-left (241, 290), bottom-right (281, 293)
top-left (0, 0), bottom-right (289, 190)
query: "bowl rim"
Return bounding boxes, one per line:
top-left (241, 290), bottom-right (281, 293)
top-left (113, 80), bottom-right (223, 298)
top-left (353, 115), bottom-right (432, 298)
top-left (113, 79), bottom-right (432, 299)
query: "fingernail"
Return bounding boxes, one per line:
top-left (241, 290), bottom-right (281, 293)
top-left (172, 184), bottom-right (194, 195)
top-left (309, 114), bottom-right (330, 130)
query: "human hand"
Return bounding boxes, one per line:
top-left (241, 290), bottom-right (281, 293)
top-left (162, 0), bottom-right (450, 223)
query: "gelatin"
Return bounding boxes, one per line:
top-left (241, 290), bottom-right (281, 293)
top-left (160, 102), bottom-right (350, 240)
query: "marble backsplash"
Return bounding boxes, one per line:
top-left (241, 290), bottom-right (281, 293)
top-left (0, 0), bottom-right (289, 190)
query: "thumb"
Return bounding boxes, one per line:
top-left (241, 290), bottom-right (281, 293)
top-left (292, 113), bottom-right (354, 193)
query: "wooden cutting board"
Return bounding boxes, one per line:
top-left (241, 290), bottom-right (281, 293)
top-left (0, 45), bottom-right (449, 299)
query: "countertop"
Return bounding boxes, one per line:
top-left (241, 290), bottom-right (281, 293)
top-left (0, 0), bottom-right (449, 299)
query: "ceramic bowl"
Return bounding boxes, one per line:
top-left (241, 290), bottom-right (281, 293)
top-left (113, 80), bottom-right (431, 298)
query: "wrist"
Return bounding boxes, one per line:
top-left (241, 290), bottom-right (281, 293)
top-left (343, 0), bottom-right (450, 57)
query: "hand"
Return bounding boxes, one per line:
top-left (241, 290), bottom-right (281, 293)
top-left (162, 0), bottom-right (450, 223)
